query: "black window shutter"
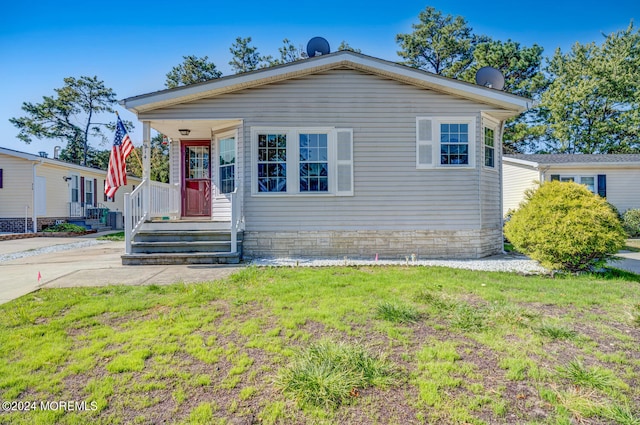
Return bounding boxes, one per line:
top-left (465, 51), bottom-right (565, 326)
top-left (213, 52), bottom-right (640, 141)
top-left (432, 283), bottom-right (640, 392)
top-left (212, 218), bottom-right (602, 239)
top-left (597, 175), bottom-right (607, 198)
top-left (550, 174), bottom-right (560, 181)
top-left (94, 180), bottom-right (98, 206)
top-left (0, 169), bottom-right (3, 188)
top-left (103, 180), bottom-right (107, 202)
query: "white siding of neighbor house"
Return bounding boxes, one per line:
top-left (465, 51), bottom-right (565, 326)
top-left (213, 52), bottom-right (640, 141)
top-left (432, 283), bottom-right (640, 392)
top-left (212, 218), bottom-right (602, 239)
top-left (145, 69), bottom-right (512, 232)
top-left (0, 153), bottom-right (140, 219)
top-left (502, 162), bottom-right (540, 216)
top-left (543, 166), bottom-right (640, 213)
top-left (0, 154), bottom-right (33, 217)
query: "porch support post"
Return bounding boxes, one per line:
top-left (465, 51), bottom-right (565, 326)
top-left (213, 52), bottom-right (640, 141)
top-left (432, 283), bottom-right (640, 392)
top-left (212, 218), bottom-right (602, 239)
top-left (143, 121), bottom-right (151, 219)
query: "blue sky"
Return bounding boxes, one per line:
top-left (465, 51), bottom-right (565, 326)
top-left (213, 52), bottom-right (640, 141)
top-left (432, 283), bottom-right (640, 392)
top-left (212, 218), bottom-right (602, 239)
top-left (1, 0), bottom-right (638, 156)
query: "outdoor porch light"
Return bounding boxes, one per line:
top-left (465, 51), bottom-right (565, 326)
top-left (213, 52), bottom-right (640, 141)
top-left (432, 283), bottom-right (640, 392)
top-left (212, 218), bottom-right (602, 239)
top-left (178, 129), bottom-right (191, 136)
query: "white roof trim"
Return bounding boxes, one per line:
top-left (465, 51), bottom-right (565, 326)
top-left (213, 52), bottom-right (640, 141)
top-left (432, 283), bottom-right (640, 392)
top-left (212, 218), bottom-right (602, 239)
top-left (121, 51), bottom-right (532, 115)
top-left (502, 156), bottom-right (540, 168)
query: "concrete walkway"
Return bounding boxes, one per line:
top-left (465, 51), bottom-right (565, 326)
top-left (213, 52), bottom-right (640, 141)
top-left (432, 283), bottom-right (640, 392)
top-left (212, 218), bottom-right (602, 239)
top-left (0, 233), bottom-right (242, 305)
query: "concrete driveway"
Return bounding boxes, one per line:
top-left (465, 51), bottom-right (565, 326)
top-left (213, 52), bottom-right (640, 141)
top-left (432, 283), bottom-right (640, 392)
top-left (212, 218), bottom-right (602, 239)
top-left (0, 233), bottom-right (242, 305)
top-left (611, 251), bottom-right (640, 274)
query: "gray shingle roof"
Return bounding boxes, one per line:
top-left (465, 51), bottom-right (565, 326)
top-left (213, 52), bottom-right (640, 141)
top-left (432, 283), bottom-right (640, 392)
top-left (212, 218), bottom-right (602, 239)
top-left (505, 154), bottom-right (640, 164)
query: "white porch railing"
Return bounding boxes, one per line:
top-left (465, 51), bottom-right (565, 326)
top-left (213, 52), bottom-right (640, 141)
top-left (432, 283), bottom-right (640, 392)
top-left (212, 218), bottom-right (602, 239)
top-left (125, 180), bottom-right (241, 256)
top-left (124, 180), bottom-right (147, 254)
top-left (150, 180), bottom-right (180, 217)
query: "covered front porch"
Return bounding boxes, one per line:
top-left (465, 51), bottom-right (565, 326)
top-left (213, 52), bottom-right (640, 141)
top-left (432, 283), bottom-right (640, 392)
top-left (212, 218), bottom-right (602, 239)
top-left (122, 119), bottom-right (243, 265)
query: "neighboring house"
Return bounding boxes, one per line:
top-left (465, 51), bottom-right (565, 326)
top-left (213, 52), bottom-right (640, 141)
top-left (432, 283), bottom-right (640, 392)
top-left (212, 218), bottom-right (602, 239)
top-left (503, 154), bottom-right (640, 216)
top-left (120, 51), bottom-right (530, 263)
top-left (0, 147), bottom-right (141, 233)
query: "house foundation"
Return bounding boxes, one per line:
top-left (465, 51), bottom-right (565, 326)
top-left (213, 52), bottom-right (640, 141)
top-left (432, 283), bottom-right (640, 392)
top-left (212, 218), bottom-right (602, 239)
top-left (242, 229), bottom-right (503, 260)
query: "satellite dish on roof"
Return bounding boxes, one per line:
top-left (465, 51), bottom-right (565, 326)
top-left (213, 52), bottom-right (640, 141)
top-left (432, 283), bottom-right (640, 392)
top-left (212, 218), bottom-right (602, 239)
top-left (475, 66), bottom-right (505, 90)
top-left (307, 37), bottom-right (330, 57)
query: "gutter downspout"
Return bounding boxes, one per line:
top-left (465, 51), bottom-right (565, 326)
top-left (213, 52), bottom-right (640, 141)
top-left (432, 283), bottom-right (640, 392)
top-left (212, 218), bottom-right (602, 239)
top-left (32, 159), bottom-right (43, 233)
top-left (499, 121), bottom-right (506, 253)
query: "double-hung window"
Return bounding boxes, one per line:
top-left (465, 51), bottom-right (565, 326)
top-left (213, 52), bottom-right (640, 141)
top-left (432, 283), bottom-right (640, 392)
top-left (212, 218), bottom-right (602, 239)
top-left (253, 128), bottom-right (353, 196)
top-left (299, 133), bottom-right (329, 192)
top-left (219, 137), bottom-right (236, 194)
top-left (416, 117), bottom-right (476, 169)
top-left (257, 133), bottom-right (287, 193)
top-left (483, 127), bottom-right (495, 168)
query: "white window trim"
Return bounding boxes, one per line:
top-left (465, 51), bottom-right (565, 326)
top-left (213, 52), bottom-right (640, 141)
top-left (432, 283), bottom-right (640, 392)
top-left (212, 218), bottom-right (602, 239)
top-left (416, 116), bottom-right (477, 169)
top-left (214, 130), bottom-right (237, 198)
top-left (482, 115), bottom-right (499, 171)
top-left (251, 127), bottom-right (339, 197)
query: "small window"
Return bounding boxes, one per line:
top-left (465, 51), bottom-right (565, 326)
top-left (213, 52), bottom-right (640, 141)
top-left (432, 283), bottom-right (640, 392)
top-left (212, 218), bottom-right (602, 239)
top-left (484, 127), bottom-right (495, 168)
top-left (257, 133), bottom-right (287, 193)
top-left (219, 137), bottom-right (236, 194)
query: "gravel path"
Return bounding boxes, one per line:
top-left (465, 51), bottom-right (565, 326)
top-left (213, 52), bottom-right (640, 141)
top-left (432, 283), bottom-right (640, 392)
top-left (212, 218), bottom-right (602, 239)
top-left (0, 240), bottom-right (108, 263)
top-left (250, 254), bottom-right (548, 274)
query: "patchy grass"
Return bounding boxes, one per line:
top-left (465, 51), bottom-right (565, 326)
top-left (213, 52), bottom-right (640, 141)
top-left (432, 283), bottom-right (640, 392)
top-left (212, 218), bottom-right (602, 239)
top-left (97, 231), bottom-right (125, 241)
top-left (0, 266), bottom-right (639, 424)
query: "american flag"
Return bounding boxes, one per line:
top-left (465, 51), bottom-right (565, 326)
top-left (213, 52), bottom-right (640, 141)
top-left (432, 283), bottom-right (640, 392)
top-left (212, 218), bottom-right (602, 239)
top-left (104, 116), bottom-right (134, 197)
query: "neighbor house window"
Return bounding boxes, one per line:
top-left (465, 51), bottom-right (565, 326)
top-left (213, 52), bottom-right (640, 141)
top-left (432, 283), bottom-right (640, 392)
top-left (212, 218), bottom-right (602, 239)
top-left (0, 169), bottom-right (3, 188)
top-left (70, 175), bottom-right (79, 202)
top-left (554, 175), bottom-right (597, 194)
top-left (85, 178), bottom-right (94, 207)
top-left (257, 133), bottom-right (287, 193)
top-left (484, 127), bottom-right (495, 167)
top-left (299, 133), bottom-right (328, 192)
top-left (219, 137), bottom-right (236, 194)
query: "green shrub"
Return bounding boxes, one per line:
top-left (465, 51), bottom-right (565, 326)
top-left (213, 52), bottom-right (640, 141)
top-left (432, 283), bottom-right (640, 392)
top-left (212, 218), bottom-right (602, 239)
top-left (623, 209), bottom-right (640, 237)
top-left (504, 181), bottom-right (626, 272)
top-left (42, 223), bottom-right (87, 233)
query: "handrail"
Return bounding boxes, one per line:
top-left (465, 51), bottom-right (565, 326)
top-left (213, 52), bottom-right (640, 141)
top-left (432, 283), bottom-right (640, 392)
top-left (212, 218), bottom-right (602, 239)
top-left (124, 180), bottom-right (147, 254)
top-left (230, 189), bottom-right (238, 253)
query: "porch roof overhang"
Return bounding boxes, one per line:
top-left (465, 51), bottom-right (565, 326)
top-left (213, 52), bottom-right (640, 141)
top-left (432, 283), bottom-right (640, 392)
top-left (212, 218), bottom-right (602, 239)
top-left (120, 51), bottom-right (532, 120)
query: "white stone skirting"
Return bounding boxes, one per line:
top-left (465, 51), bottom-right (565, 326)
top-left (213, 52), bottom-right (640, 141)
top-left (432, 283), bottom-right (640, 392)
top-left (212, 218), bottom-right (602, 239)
top-left (243, 229), bottom-right (503, 260)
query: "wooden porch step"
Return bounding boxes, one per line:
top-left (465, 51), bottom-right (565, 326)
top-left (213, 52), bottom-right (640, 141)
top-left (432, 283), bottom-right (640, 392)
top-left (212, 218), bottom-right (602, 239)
top-left (121, 252), bottom-right (241, 265)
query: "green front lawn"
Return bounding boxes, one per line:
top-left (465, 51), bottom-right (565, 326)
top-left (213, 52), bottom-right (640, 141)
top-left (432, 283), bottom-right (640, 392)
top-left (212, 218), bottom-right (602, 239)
top-left (1, 267), bottom-right (639, 424)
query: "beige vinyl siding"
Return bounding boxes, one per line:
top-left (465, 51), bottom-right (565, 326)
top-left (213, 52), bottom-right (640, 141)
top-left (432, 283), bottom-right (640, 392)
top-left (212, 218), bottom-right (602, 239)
top-left (544, 166), bottom-right (640, 213)
top-left (0, 154), bottom-right (33, 217)
top-left (503, 162), bottom-right (539, 216)
top-left (144, 69), bottom-right (509, 232)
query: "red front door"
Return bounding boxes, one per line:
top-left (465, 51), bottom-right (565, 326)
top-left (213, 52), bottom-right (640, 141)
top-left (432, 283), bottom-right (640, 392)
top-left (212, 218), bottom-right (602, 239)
top-left (182, 141), bottom-right (211, 217)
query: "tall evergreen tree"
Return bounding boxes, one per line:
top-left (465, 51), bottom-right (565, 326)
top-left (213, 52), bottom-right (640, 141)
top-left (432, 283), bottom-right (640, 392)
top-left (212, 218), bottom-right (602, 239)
top-left (539, 22), bottom-right (640, 153)
top-left (165, 55), bottom-right (222, 88)
top-left (229, 37), bottom-right (269, 73)
top-left (396, 6), bottom-right (488, 78)
top-left (9, 76), bottom-right (126, 166)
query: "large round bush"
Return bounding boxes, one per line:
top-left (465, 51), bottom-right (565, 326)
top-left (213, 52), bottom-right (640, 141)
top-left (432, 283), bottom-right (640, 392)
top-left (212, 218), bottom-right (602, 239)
top-left (622, 209), bottom-right (640, 237)
top-left (504, 181), bottom-right (626, 272)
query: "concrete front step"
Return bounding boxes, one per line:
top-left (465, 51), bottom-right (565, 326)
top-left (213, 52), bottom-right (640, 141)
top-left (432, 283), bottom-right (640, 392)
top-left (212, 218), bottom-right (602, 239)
top-left (131, 240), bottom-right (240, 254)
top-left (121, 252), bottom-right (241, 265)
top-left (134, 230), bottom-right (243, 243)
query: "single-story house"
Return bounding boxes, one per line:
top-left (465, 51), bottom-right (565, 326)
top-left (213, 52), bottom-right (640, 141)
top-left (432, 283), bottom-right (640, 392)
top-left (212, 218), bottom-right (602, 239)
top-left (0, 146), bottom-right (141, 233)
top-left (120, 50), bottom-right (530, 263)
top-left (503, 154), bottom-right (640, 216)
